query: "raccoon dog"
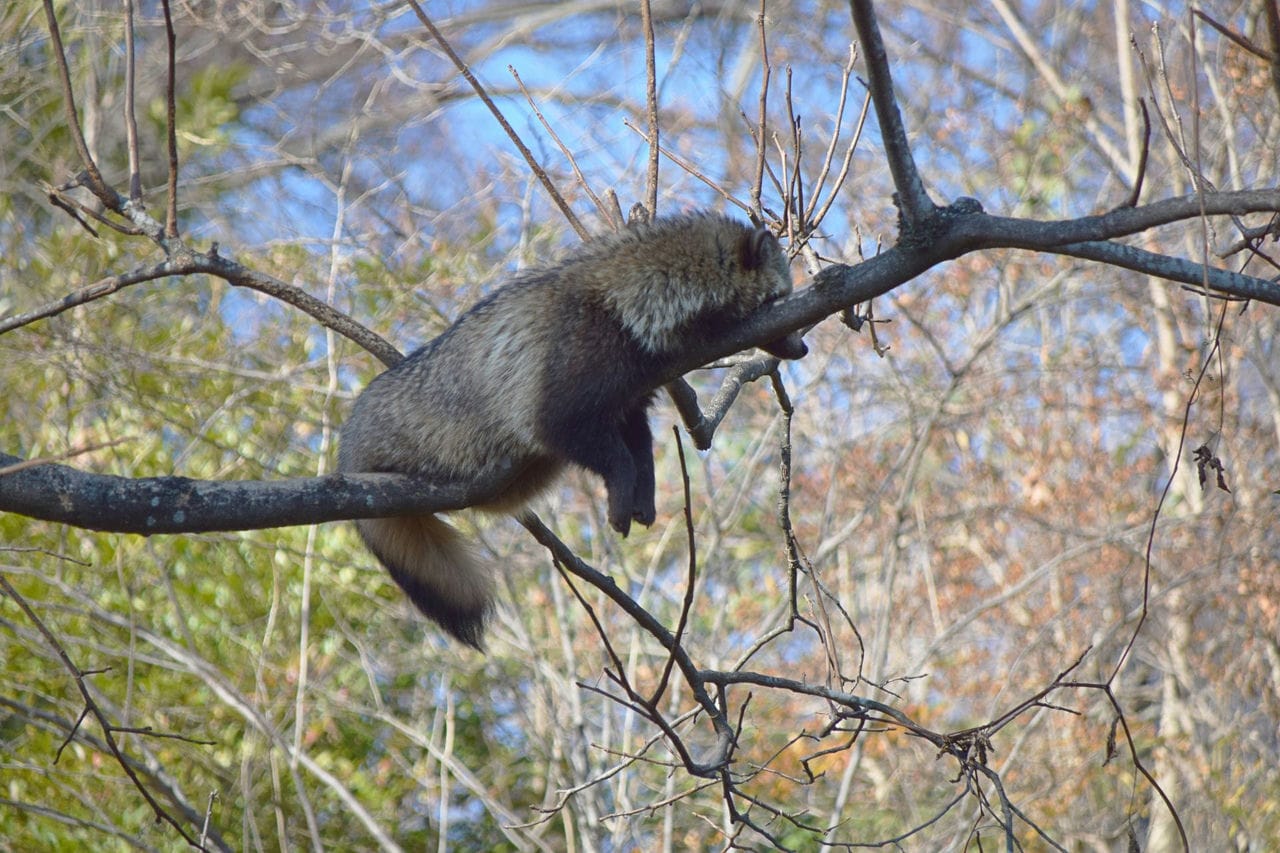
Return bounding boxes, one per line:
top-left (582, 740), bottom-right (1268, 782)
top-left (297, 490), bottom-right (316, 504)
top-left (338, 211), bottom-right (806, 647)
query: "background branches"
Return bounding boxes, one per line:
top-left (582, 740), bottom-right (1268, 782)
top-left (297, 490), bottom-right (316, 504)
top-left (2, 0), bottom-right (1279, 849)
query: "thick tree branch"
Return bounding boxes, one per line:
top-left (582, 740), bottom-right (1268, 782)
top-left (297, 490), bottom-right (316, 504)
top-left (5, 191), bottom-right (1280, 535)
top-left (0, 454), bottom-right (515, 534)
top-left (947, 189), bottom-right (1280, 249)
top-left (1049, 240), bottom-right (1278, 301)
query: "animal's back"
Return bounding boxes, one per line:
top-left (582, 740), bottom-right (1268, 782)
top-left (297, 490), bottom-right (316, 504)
top-left (339, 288), bottom-right (550, 484)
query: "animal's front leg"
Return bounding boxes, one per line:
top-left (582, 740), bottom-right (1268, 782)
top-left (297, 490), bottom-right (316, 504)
top-left (544, 422), bottom-right (640, 536)
top-left (621, 406), bottom-right (656, 527)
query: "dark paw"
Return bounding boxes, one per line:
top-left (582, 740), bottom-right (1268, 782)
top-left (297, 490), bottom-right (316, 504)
top-left (609, 509), bottom-right (633, 537)
top-left (762, 332), bottom-right (807, 359)
top-left (632, 504), bottom-right (656, 527)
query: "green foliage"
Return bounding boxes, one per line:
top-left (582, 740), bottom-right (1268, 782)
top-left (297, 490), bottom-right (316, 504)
top-left (149, 64), bottom-right (250, 155)
top-left (1005, 89), bottom-right (1090, 214)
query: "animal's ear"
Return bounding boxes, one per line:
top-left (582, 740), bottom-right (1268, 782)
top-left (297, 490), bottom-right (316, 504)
top-left (739, 226), bottom-right (778, 271)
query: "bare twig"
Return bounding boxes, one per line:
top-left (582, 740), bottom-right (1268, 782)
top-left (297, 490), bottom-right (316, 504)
top-left (509, 65), bottom-right (611, 227)
top-left (1121, 99), bottom-right (1151, 208)
top-left (640, 0), bottom-right (660, 215)
top-left (810, 88), bottom-right (868, 231)
top-left (0, 249), bottom-right (400, 366)
top-left (1062, 682), bottom-right (1191, 850)
top-left (1192, 8), bottom-right (1277, 61)
top-left (1218, 214), bottom-right (1280, 258)
top-left (520, 514), bottom-right (737, 775)
top-left (621, 120), bottom-right (750, 213)
top-left (44, 187), bottom-right (123, 237)
top-left (40, 0), bottom-right (118, 210)
top-left (752, 0), bottom-right (771, 216)
top-left (0, 438), bottom-right (134, 476)
top-left (405, 0), bottom-right (587, 239)
top-left (122, 0), bottom-right (142, 202)
top-left (0, 576), bottom-right (208, 850)
top-left (806, 44), bottom-right (863, 226)
top-left (782, 66), bottom-right (804, 238)
top-left (649, 429), bottom-right (699, 706)
top-left (160, 0), bottom-right (179, 237)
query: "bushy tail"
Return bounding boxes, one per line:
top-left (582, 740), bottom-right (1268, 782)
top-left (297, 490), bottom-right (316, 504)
top-left (355, 514), bottom-right (492, 649)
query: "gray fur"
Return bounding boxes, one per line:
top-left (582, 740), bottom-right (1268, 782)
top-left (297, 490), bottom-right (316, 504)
top-left (338, 211), bottom-right (806, 648)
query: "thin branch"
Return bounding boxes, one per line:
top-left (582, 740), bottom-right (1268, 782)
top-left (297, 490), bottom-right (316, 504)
top-left (0, 249), bottom-right (400, 367)
top-left (782, 66), bottom-right (803, 236)
top-left (75, 599), bottom-right (404, 851)
top-left (45, 191), bottom-right (100, 238)
top-left (622, 120), bottom-right (750, 213)
top-left (806, 44), bottom-right (863, 225)
top-left (1063, 682), bottom-right (1192, 850)
top-left (405, 0), bottom-right (587, 239)
top-left (122, 0), bottom-right (142, 202)
top-left (160, 0), bottom-right (179, 237)
top-left (519, 514), bottom-right (737, 775)
top-left (751, 0), bottom-right (771, 215)
top-left (1218, 214), bottom-right (1280, 258)
top-left (0, 576), bottom-right (208, 849)
top-left (846, 0), bottom-right (934, 227)
top-left (1192, 8), bottom-right (1278, 61)
top-left (0, 262), bottom-right (183, 336)
top-left (45, 184), bottom-right (143, 236)
top-left (811, 87), bottom-right (870, 231)
top-left (508, 65), bottom-right (611, 226)
top-left (0, 438), bottom-right (133, 475)
top-left (699, 668), bottom-right (918, 732)
top-left (0, 697), bottom-right (228, 850)
top-left (776, 388), bottom-right (803, 632)
top-left (1122, 99), bottom-right (1151, 208)
top-left (649, 429), bottom-right (699, 705)
top-left (39, 0), bottom-right (119, 209)
top-left (640, 0), bottom-right (660, 215)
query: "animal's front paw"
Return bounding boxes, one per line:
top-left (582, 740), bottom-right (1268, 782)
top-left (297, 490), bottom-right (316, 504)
top-left (762, 332), bottom-right (807, 359)
top-left (609, 507), bottom-right (633, 537)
